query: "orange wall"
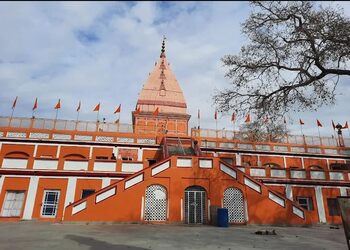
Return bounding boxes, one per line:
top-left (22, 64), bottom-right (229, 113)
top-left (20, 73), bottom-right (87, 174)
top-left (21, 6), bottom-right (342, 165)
top-left (285, 157), bottom-right (303, 169)
top-left (322, 188), bottom-right (341, 224)
top-left (74, 179), bottom-right (102, 201)
top-left (260, 156), bottom-right (284, 167)
top-left (36, 145), bottom-right (58, 158)
top-left (292, 187), bottom-right (319, 223)
top-left (32, 178), bottom-right (68, 222)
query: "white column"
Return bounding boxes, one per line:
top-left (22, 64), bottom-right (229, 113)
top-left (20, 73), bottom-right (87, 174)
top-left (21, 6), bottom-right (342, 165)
top-left (140, 196), bottom-right (144, 221)
top-left (315, 186), bottom-right (326, 223)
top-left (283, 156), bottom-right (287, 168)
top-left (236, 153), bottom-right (241, 166)
top-left (0, 176), bottom-right (5, 195)
top-left (285, 184), bottom-right (293, 201)
top-left (326, 159), bottom-right (330, 170)
top-left (56, 145), bottom-right (61, 158)
top-left (89, 147), bottom-right (93, 159)
top-left (33, 144), bottom-right (38, 157)
top-left (137, 148), bottom-right (143, 161)
top-left (64, 177), bottom-right (77, 208)
top-left (208, 199), bottom-right (211, 221)
top-left (22, 176), bottom-right (39, 220)
top-left (301, 157), bottom-right (305, 169)
top-left (114, 147), bottom-right (119, 159)
top-left (101, 178), bottom-right (111, 188)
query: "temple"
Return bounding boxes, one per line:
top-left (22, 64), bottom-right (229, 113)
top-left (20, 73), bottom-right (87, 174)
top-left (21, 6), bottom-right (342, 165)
top-left (0, 39), bottom-right (349, 225)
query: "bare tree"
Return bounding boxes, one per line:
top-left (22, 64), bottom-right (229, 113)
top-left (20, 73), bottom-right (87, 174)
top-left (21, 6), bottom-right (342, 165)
top-left (239, 120), bottom-right (288, 143)
top-left (214, 1), bottom-right (350, 121)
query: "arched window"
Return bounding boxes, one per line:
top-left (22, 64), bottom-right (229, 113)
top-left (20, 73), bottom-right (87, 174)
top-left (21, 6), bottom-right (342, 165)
top-left (144, 185), bottom-right (167, 221)
top-left (309, 165), bottom-right (323, 170)
top-left (223, 187), bottom-right (246, 223)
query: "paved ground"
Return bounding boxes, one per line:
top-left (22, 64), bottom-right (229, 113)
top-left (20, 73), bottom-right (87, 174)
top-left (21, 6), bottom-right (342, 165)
top-left (0, 222), bottom-right (347, 250)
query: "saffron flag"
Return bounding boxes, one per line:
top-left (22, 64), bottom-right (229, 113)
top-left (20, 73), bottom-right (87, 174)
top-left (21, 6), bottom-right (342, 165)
top-left (114, 104), bottom-right (121, 114)
top-left (214, 110), bottom-right (217, 120)
top-left (245, 114), bottom-right (250, 123)
top-left (332, 120), bottom-right (336, 130)
top-left (54, 99), bottom-right (61, 109)
top-left (231, 113), bottom-right (235, 122)
top-left (76, 101), bottom-right (81, 112)
top-left (93, 103), bottom-right (100, 112)
top-left (12, 96), bottom-right (18, 109)
top-left (32, 98), bottom-right (38, 111)
top-left (344, 121), bottom-right (349, 129)
top-left (153, 107), bottom-right (159, 116)
top-left (316, 119), bottom-right (322, 127)
top-left (299, 119), bottom-right (304, 125)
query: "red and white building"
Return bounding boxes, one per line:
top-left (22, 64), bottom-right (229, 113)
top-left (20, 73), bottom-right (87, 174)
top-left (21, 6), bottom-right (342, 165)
top-left (0, 40), bottom-right (349, 225)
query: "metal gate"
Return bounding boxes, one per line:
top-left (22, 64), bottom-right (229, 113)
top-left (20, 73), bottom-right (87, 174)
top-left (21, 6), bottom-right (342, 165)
top-left (144, 185), bottom-right (167, 221)
top-left (223, 187), bottom-right (245, 223)
top-left (185, 186), bottom-right (206, 224)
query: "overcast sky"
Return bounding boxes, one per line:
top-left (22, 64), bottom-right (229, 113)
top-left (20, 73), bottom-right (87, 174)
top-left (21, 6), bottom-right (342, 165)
top-left (0, 1), bottom-right (349, 137)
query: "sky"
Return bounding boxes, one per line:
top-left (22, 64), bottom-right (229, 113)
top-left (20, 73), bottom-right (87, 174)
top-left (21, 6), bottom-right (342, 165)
top-left (0, 1), bottom-right (349, 138)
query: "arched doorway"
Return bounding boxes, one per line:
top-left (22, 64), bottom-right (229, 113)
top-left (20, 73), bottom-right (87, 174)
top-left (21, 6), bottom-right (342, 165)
top-left (144, 185), bottom-right (167, 221)
top-left (184, 186), bottom-right (206, 224)
top-left (223, 187), bottom-right (246, 223)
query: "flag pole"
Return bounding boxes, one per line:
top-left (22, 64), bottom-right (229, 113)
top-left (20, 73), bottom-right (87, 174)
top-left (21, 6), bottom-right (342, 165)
top-left (317, 125), bottom-right (322, 145)
top-left (300, 123), bottom-right (303, 135)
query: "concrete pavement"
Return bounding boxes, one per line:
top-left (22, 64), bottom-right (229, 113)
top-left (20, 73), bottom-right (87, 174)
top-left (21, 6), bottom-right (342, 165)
top-left (0, 222), bottom-right (347, 250)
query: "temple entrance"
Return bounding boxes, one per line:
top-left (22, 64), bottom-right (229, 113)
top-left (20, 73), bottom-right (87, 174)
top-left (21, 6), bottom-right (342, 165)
top-left (144, 185), bottom-right (167, 221)
top-left (223, 187), bottom-right (246, 223)
top-left (184, 186), bottom-right (206, 224)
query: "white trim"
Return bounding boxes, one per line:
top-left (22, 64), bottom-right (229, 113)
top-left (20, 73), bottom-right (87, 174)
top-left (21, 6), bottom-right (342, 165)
top-left (244, 177), bottom-right (261, 193)
top-left (220, 163), bottom-right (237, 179)
top-left (137, 148), bottom-right (143, 161)
top-left (180, 198), bottom-right (183, 221)
top-left (124, 174), bottom-right (143, 189)
top-left (283, 156), bottom-right (287, 168)
top-left (285, 184), bottom-right (293, 201)
top-left (301, 157), bottom-right (305, 169)
top-left (33, 144), bottom-right (38, 157)
top-left (208, 199), bottom-right (211, 221)
top-left (89, 147), bottom-right (93, 159)
top-left (292, 206), bottom-right (304, 219)
top-left (72, 201), bottom-right (86, 215)
top-left (101, 178), bottom-right (111, 188)
top-left (63, 177), bottom-right (77, 216)
top-left (268, 192), bottom-right (285, 207)
top-left (0, 176), bottom-right (5, 195)
top-left (141, 196), bottom-right (144, 221)
top-left (22, 176), bottom-right (39, 220)
top-left (236, 153), bottom-right (241, 165)
top-left (315, 186), bottom-right (326, 223)
top-left (56, 145), bottom-right (61, 158)
top-left (151, 161), bottom-right (170, 176)
top-left (95, 187), bottom-right (116, 203)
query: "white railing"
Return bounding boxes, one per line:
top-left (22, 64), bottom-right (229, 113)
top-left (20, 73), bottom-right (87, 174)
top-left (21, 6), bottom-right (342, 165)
top-left (193, 128), bottom-right (349, 147)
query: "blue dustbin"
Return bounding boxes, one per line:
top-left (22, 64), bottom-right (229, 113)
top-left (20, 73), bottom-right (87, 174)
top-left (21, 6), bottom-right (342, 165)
top-left (217, 208), bottom-right (229, 227)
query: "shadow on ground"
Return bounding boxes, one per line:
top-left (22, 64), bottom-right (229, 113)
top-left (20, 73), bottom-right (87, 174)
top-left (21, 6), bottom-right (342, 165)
top-left (65, 234), bottom-right (148, 250)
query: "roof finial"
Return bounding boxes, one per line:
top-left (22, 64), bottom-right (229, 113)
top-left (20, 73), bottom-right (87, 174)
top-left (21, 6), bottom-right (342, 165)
top-left (160, 35), bottom-right (166, 58)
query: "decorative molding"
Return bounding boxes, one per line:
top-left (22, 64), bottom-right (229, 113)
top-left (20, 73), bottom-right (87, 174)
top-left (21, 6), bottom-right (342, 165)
top-left (125, 174), bottom-right (143, 189)
top-left (96, 188), bottom-right (116, 203)
top-left (244, 177), bottom-right (261, 193)
top-left (151, 161), bottom-right (170, 176)
top-left (72, 201), bottom-right (87, 215)
top-left (53, 134), bottom-right (71, 140)
top-left (29, 133), bottom-right (49, 139)
top-left (7, 132), bottom-right (26, 138)
top-left (75, 135), bottom-right (93, 141)
top-left (96, 136), bottom-right (114, 142)
top-left (268, 192), bottom-right (285, 207)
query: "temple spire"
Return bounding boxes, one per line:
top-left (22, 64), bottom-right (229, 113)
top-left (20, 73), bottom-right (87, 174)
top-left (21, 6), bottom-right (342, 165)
top-left (160, 36), bottom-right (166, 58)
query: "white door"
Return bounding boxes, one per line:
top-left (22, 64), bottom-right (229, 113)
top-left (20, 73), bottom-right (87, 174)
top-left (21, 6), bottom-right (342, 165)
top-left (41, 190), bottom-right (60, 218)
top-left (1, 191), bottom-right (25, 217)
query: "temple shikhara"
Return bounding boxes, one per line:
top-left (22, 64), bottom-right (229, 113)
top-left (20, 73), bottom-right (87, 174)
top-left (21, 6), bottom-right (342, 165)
top-left (0, 39), bottom-right (349, 225)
